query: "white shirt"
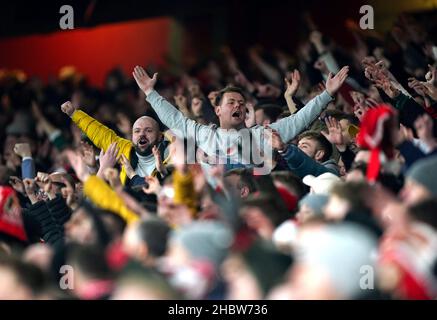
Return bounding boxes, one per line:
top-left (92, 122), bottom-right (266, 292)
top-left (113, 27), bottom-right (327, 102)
top-left (135, 153), bottom-right (156, 177)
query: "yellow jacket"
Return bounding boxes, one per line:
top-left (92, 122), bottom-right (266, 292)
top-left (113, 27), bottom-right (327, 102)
top-left (83, 175), bottom-right (140, 225)
top-left (71, 110), bottom-right (170, 185)
top-left (173, 168), bottom-right (198, 217)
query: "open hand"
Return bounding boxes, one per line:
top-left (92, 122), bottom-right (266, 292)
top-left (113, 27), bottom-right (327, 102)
top-left (132, 65), bottom-right (158, 96)
top-left (321, 116), bottom-right (345, 147)
top-left (100, 142), bottom-right (119, 168)
top-left (120, 154), bottom-right (136, 180)
top-left (65, 150), bottom-right (90, 182)
top-left (284, 69), bottom-right (301, 97)
top-left (152, 145), bottom-right (167, 176)
top-left (325, 66), bottom-right (349, 97)
top-left (79, 141), bottom-right (97, 169)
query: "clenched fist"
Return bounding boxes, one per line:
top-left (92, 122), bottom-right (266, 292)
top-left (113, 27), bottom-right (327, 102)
top-left (61, 101), bottom-right (78, 117)
top-left (14, 143), bottom-right (32, 158)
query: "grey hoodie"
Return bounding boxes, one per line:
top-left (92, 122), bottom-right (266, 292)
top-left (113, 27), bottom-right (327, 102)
top-left (146, 90), bottom-right (334, 174)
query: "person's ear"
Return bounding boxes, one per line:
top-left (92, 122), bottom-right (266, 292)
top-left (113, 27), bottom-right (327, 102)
top-left (215, 105), bottom-right (221, 117)
top-left (315, 149), bottom-right (325, 162)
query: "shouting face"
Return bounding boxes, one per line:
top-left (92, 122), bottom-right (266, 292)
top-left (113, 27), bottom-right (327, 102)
top-left (132, 116), bottom-right (161, 155)
top-left (215, 92), bottom-right (246, 129)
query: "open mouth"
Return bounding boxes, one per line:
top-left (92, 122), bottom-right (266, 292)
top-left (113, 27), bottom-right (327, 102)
top-left (232, 111), bottom-right (241, 118)
top-left (138, 137), bottom-right (149, 147)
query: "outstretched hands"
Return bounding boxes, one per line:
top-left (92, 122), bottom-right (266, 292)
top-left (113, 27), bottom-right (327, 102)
top-left (65, 150), bottom-right (90, 182)
top-left (363, 58), bottom-right (402, 99)
top-left (120, 154), bottom-right (136, 180)
top-left (284, 69), bottom-right (301, 98)
top-left (408, 64), bottom-right (437, 101)
top-left (325, 66), bottom-right (349, 97)
top-left (97, 143), bottom-right (120, 179)
top-left (321, 117), bottom-right (345, 150)
top-left (132, 66), bottom-right (158, 96)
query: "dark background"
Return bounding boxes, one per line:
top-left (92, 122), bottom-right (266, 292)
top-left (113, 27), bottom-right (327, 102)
top-left (0, 0), bottom-right (367, 49)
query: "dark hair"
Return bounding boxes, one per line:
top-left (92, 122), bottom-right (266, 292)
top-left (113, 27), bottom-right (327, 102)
top-left (330, 181), bottom-right (384, 237)
top-left (67, 244), bottom-right (112, 280)
top-left (255, 104), bottom-right (283, 123)
top-left (243, 193), bottom-right (290, 227)
top-left (75, 200), bottom-right (112, 247)
top-left (351, 161), bottom-right (367, 173)
top-left (270, 171), bottom-right (307, 199)
top-left (99, 210), bottom-right (127, 239)
top-left (330, 181), bottom-right (371, 214)
top-left (190, 94), bottom-right (205, 102)
top-left (298, 131), bottom-right (333, 162)
top-left (138, 218), bottom-right (171, 258)
top-left (0, 255), bottom-right (48, 297)
top-left (214, 86), bottom-right (245, 107)
top-left (326, 110), bottom-right (359, 126)
top-left (224, 168), bottom-right (257, 193)
top-left (408, 198), bottom-right (437, 230)
top-left (118, 262), bottom-right (181, 299)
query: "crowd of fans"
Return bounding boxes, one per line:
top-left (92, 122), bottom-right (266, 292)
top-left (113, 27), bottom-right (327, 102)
top-left (1, 12), bottom-right (437, 300)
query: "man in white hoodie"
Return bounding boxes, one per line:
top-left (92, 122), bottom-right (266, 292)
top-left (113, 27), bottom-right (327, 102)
top-left (132, 65), bottom-right (349, 174)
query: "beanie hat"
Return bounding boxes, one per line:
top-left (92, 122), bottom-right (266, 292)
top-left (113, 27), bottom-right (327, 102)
top-left (171, 221), bottom-right (233, 269)
top-left (242, 240), bottom-right (293, 294)
top-left (406, 156), bottom-right (437, 196)
top-left (302, 172), bottom-right (341, 195)
top-left (298, 193), bottom-right (329, 217)
top-left (356, 105), bottom-right (395, 183)
top-left (296, 222), bottom-right (377, 299)
top-left (0, 186), bottom-right (28, 242)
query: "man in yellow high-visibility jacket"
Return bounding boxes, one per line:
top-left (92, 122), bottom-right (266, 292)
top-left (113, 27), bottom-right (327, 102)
top-left (60, 101), bottom-right (171, 186)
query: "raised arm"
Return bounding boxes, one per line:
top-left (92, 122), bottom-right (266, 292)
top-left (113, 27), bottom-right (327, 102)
top-left (248, 47), bottom-right (282, 86)
top-left (132, 66), bottom-right (212, 145)
top-left (32, 101), bottom-right (68, 150)
top-left (61, 101), bottom-right (131, 155)
top-left (284, 69), bottom-right (301, 115)
top-left (14, 143), bottom-right (35, 179)
top-left (270, 66), bottom-right (349, 142)
top-left (65, 150), bottom-right (140, 225)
